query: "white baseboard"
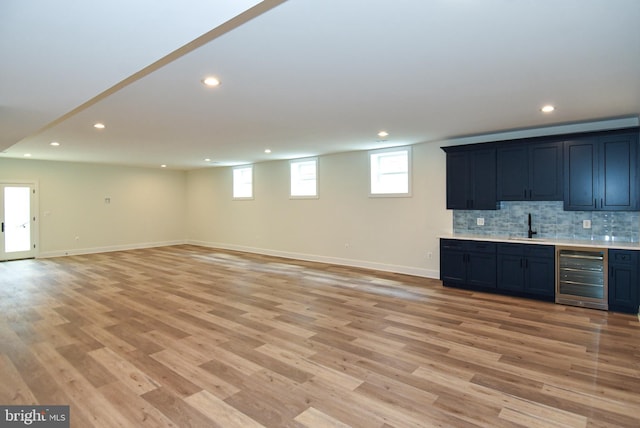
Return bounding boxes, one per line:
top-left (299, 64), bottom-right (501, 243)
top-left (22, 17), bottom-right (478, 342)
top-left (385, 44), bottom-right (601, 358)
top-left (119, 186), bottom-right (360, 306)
top-left (36, 239), bottom-right (441, 279)
top-left (187, 240), bottom-right (440, 279)
top-left (37, 240), bottom-right (187, 259)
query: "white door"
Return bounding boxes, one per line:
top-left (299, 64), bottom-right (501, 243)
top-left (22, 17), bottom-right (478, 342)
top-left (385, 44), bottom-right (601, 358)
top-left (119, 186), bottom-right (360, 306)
top-left (1, 184), bottom-right (37, 261)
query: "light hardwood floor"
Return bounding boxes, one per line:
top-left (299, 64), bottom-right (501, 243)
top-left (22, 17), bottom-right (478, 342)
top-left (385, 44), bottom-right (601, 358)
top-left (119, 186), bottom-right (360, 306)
top-left (1, 245), bottom-right (639, 427)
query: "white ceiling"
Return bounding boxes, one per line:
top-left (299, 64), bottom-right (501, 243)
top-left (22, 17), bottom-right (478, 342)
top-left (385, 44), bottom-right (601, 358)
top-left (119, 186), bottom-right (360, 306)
top-left (2, 0), bottom-right (640, 170)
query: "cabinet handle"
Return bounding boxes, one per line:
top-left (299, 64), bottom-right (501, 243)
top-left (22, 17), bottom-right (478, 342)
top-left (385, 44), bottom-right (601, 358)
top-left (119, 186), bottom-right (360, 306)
top-left (524, 189), bottom-right (527, 199)
top-left (601, 198), bottom-right (603, 208)
top-left (529, 189), bottom-right (532, 199)
top-left (594, 199), bottom-right (597, 209)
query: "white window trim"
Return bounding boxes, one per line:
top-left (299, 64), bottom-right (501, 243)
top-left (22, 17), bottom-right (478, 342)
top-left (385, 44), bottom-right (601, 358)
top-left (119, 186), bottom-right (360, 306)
top-left (368, 146), bottom-right (412, 198)
top-left (289, 157), bottom-right (319, 199)
top-left (232, 165), bottom-right (254, 200)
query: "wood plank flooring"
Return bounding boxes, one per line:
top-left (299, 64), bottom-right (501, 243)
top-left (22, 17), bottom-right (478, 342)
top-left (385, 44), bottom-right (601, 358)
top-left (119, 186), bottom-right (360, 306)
top-left (1, 245), bottom-right (639, 427)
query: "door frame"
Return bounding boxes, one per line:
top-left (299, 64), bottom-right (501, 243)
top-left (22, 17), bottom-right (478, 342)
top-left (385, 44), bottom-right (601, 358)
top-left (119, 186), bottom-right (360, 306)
top-left (1, 180), bottom-right (39, 261)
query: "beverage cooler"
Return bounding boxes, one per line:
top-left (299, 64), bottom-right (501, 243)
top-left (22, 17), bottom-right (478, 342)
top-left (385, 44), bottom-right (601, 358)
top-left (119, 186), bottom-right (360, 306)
top-left (556, 246), bottom-right (608, 310)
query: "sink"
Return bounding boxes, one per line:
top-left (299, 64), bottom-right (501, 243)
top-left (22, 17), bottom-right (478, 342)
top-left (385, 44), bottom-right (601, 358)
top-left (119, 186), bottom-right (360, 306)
top-left (507, 236), bottom-right (544, 241)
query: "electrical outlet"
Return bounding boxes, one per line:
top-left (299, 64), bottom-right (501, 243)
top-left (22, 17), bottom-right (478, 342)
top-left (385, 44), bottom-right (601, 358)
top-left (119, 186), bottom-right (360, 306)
top-left (477, 218), bottom-right (485, 226)
top-left (583, 219), bottom-right (591, 229)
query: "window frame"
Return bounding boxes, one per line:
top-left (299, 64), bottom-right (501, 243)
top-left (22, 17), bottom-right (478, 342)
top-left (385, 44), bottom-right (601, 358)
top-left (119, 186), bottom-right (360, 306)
top-left (368, 146), bottom-right (412, 197)
top-left (289, 157), bottom-right (319, 199)
top-left (232, 165), bottom-right (254, 200)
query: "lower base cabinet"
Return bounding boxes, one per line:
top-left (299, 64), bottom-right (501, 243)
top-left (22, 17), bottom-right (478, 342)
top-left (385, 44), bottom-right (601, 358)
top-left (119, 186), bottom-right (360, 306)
top-left (608, 250), bottom-right (639, 314)
top-left (441, 239), bottom-right (554, 303)
top-left (441, 239), bottom-right (640, 312)
top-left (497, 243), bottom-right (555, 298)
top-left (440, 239), bottom-right (496, 289)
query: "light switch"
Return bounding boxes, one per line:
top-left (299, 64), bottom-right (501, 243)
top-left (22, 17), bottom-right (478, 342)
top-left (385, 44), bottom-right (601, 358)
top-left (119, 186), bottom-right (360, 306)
top-left (583, 219), bottom-right (591, 229)
top-left (477, 218), bottom-right (485, 226)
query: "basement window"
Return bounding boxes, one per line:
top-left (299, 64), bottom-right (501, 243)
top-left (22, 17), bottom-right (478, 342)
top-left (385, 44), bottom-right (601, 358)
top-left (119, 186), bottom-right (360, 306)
top-left (369, 146), bottom-right (411, 197)
top-left (290, 157), bottom-right (318, 198)
top-left (233, 165), bottom-right (253, 199)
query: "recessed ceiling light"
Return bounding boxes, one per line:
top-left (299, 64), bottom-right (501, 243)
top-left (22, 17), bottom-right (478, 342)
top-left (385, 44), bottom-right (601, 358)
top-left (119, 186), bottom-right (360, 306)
top-left (24, 153), bottom-right (32, 157)
top-left (204, 158), bottom-right (211, 162)
top-left (202, 76), bottom-right (221, 87)
top-left (378, 131), bottom-right (389, 138)
top-left (161, 164), bottom-right (167, 168)
top-left (94, 122), bottom-right (105, 129)
top-left (541, 105), bottom-right (555, 113)
top-left (264, 149), bottom-right (272, 154)
top-left (50, 141), bottom-right (60, 146)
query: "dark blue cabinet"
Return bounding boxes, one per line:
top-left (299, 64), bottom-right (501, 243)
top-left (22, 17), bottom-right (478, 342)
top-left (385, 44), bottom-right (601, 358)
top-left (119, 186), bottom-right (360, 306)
top-left (497, 243), bottom-right (555, 298)
top-left (445, 128), bottom-right (638, 209)
top-left (440, 239), bottom-right (496, 289)
top-left (445, 152), bottom-right (470, 210)
top-left (444, 148), bottom-right (497, 210)
top-left (498, 141), bottom-right (563, 201)
top-left (497, 254), bottom-right (524, 291)
top-left (608, 250), bottom-right (639, 314)
top-left (526, 253), bottom-right (556, 297)
top-left (564, 132), bottom-right (638, 211)
top-left (440, 241), bottom-right (467, 285)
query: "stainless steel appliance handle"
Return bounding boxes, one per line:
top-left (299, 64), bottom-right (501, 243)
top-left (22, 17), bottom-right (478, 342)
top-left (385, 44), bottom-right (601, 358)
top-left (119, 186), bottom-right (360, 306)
top-left (560, 253), bottom-right (604, 261)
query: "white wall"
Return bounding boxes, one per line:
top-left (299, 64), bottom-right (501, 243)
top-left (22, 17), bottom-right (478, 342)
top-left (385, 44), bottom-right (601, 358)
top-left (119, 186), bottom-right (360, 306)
top-left (186, 141), bottom-right (452, 277)
top-left (0, 158), bottom-right (187, 257)
top-left (1, 141), bottom-right (452, 276)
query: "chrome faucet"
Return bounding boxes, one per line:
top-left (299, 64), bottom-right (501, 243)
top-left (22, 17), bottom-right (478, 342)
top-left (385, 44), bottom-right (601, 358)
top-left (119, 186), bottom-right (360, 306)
top-left (528, 213), bottom-right (537, 239)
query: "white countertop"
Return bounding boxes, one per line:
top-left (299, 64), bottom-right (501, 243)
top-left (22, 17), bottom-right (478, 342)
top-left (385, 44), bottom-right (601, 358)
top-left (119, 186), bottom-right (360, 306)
top-left (440, 233), bottom-right (640, 250)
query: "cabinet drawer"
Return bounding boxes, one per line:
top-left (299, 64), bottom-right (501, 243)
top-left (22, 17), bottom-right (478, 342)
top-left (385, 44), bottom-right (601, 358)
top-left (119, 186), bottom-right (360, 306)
top-left (497, 243), bottom-right (524, 256)
top-left (525, 245), bottom-right (555, 259)
top-left (498, 243), bottom-right (554, 258)
top-left (441, 239), bottom-right (465, 251)
top-left (441, 239), bottom-right (496, 253)
top-left (467, 241), bottom-right (496, 253)
top-left (609, 249), bottom-right (638, 266)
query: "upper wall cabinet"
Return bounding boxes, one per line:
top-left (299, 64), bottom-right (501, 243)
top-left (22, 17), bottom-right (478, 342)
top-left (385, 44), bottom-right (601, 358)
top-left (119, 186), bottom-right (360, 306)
top-left (497, 141), bottom-right (563, 201)
top-left (564, 132), bottom-right (639, 211)
top-left (444, 147), bottom-right (497, 210)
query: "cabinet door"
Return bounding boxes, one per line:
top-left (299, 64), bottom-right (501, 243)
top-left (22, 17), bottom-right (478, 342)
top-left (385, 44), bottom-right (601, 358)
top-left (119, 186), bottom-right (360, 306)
top-left (530, 142), bottom-right (563, 201)
top-left (497, 253), bottom-right (524, 291)
top-left (467, 252), bottom-right (497, 288)
top-left (564, 133), bottom-right (638, 211)
top-left (446, 152), bottom-right (470, 209)
top-left (440, 246), bottom-right (467, 285)
top-left (470, 149), bottom-right (497, 210)
top-left (524, 256), bottom-right (555, 297)
top-left (599, 134), bottom-right (638, 210)
top-left (440, 250), bottom-right (467, 284)
top-left (564, 139), bottom-right (597, 210)
top-left (608, 250), bottom-right (639, 313)
top-left (497, 145), bottom-right (528, 201)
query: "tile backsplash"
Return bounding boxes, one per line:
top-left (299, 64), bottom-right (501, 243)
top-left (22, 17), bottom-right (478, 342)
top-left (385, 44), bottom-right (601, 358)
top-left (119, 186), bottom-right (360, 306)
top-left (453, 201), bottom-right (640, 242)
